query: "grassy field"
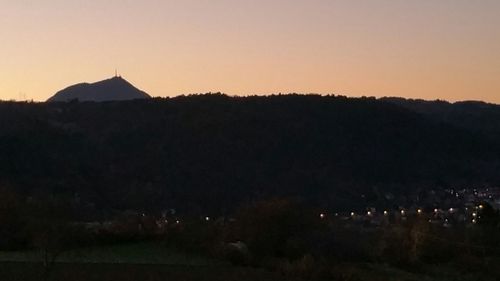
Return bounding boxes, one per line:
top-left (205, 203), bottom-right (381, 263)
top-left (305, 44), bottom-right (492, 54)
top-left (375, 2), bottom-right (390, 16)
top-left (0, 242), bottom-right (280, 281)
top-left (0, 262), bottom-right (281, 281)
top-left (1, 242), bottom-right (499, 281)
top-left (330, 262), bottom-right (500, 281)
top-left (2, 260), bottom-right (498, 281)
top-left (0, 242), bottom-right (223, 265)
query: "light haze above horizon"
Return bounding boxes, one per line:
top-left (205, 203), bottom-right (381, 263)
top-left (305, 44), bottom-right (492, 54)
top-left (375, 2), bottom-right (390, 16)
top-left (1, 0), bottom-right (499, 102)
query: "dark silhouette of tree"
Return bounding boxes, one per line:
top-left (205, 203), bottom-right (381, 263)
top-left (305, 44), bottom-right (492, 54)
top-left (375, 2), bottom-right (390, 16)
top-left (0, 185), bottom-right (27, 250)
top-left (229, 199), bottom-right (323, 261)
top-left (25, 197), bottom-right (83, 281)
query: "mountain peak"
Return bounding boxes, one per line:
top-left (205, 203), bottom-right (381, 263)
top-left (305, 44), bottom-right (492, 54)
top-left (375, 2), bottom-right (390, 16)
top-left (47, 76), bottom-right (151, 102)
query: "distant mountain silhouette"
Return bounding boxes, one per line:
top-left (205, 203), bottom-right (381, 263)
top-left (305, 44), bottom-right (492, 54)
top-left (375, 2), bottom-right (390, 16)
top-left (47, 76), bottom-right (151, 102)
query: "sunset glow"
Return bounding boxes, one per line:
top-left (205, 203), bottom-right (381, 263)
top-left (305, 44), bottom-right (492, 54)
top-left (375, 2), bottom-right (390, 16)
top-left (1, 0), bottom-right (499, 102)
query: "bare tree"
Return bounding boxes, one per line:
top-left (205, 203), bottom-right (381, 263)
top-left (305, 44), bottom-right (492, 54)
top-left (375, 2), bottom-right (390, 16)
top-left (26, 197), bottom-right (80, 281)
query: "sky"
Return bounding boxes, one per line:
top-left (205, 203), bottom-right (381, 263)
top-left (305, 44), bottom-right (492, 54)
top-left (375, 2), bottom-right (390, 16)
top-left (1, 0), bottom-right (499, 102)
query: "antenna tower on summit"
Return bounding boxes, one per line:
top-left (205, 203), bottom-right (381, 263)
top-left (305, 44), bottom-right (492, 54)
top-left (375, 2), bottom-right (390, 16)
top-left (115, 69), bottom-right (118, 77)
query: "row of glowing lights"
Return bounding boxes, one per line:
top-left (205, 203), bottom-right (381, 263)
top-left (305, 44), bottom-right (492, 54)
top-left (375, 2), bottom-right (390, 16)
top-left (318, 204), bottom-right (485, 223)
top-left (176, 212), bottom-right (481, 225)
top-left (159, 205), bottom-right (486, 224)
top-left (162, 217), bottom-right (211, 224)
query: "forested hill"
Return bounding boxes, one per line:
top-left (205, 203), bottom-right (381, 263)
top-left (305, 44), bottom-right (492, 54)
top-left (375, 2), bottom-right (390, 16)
top-left (1, 94), bottom-right (500, 214)
top-left (382, 97), bottom-right (500, 137)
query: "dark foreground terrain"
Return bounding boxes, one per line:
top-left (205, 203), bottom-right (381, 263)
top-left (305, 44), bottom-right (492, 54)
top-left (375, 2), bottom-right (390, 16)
top-left (1, 95), bottom-right (500, 280)
top-left (0, 262), bottom-right (280, 281)
top-left (1, 259), bottom-right (499, 281)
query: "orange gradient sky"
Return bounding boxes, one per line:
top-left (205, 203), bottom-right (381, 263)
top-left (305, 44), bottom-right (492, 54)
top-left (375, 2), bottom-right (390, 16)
top-left (1, 0), bottom-right (499, 102)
